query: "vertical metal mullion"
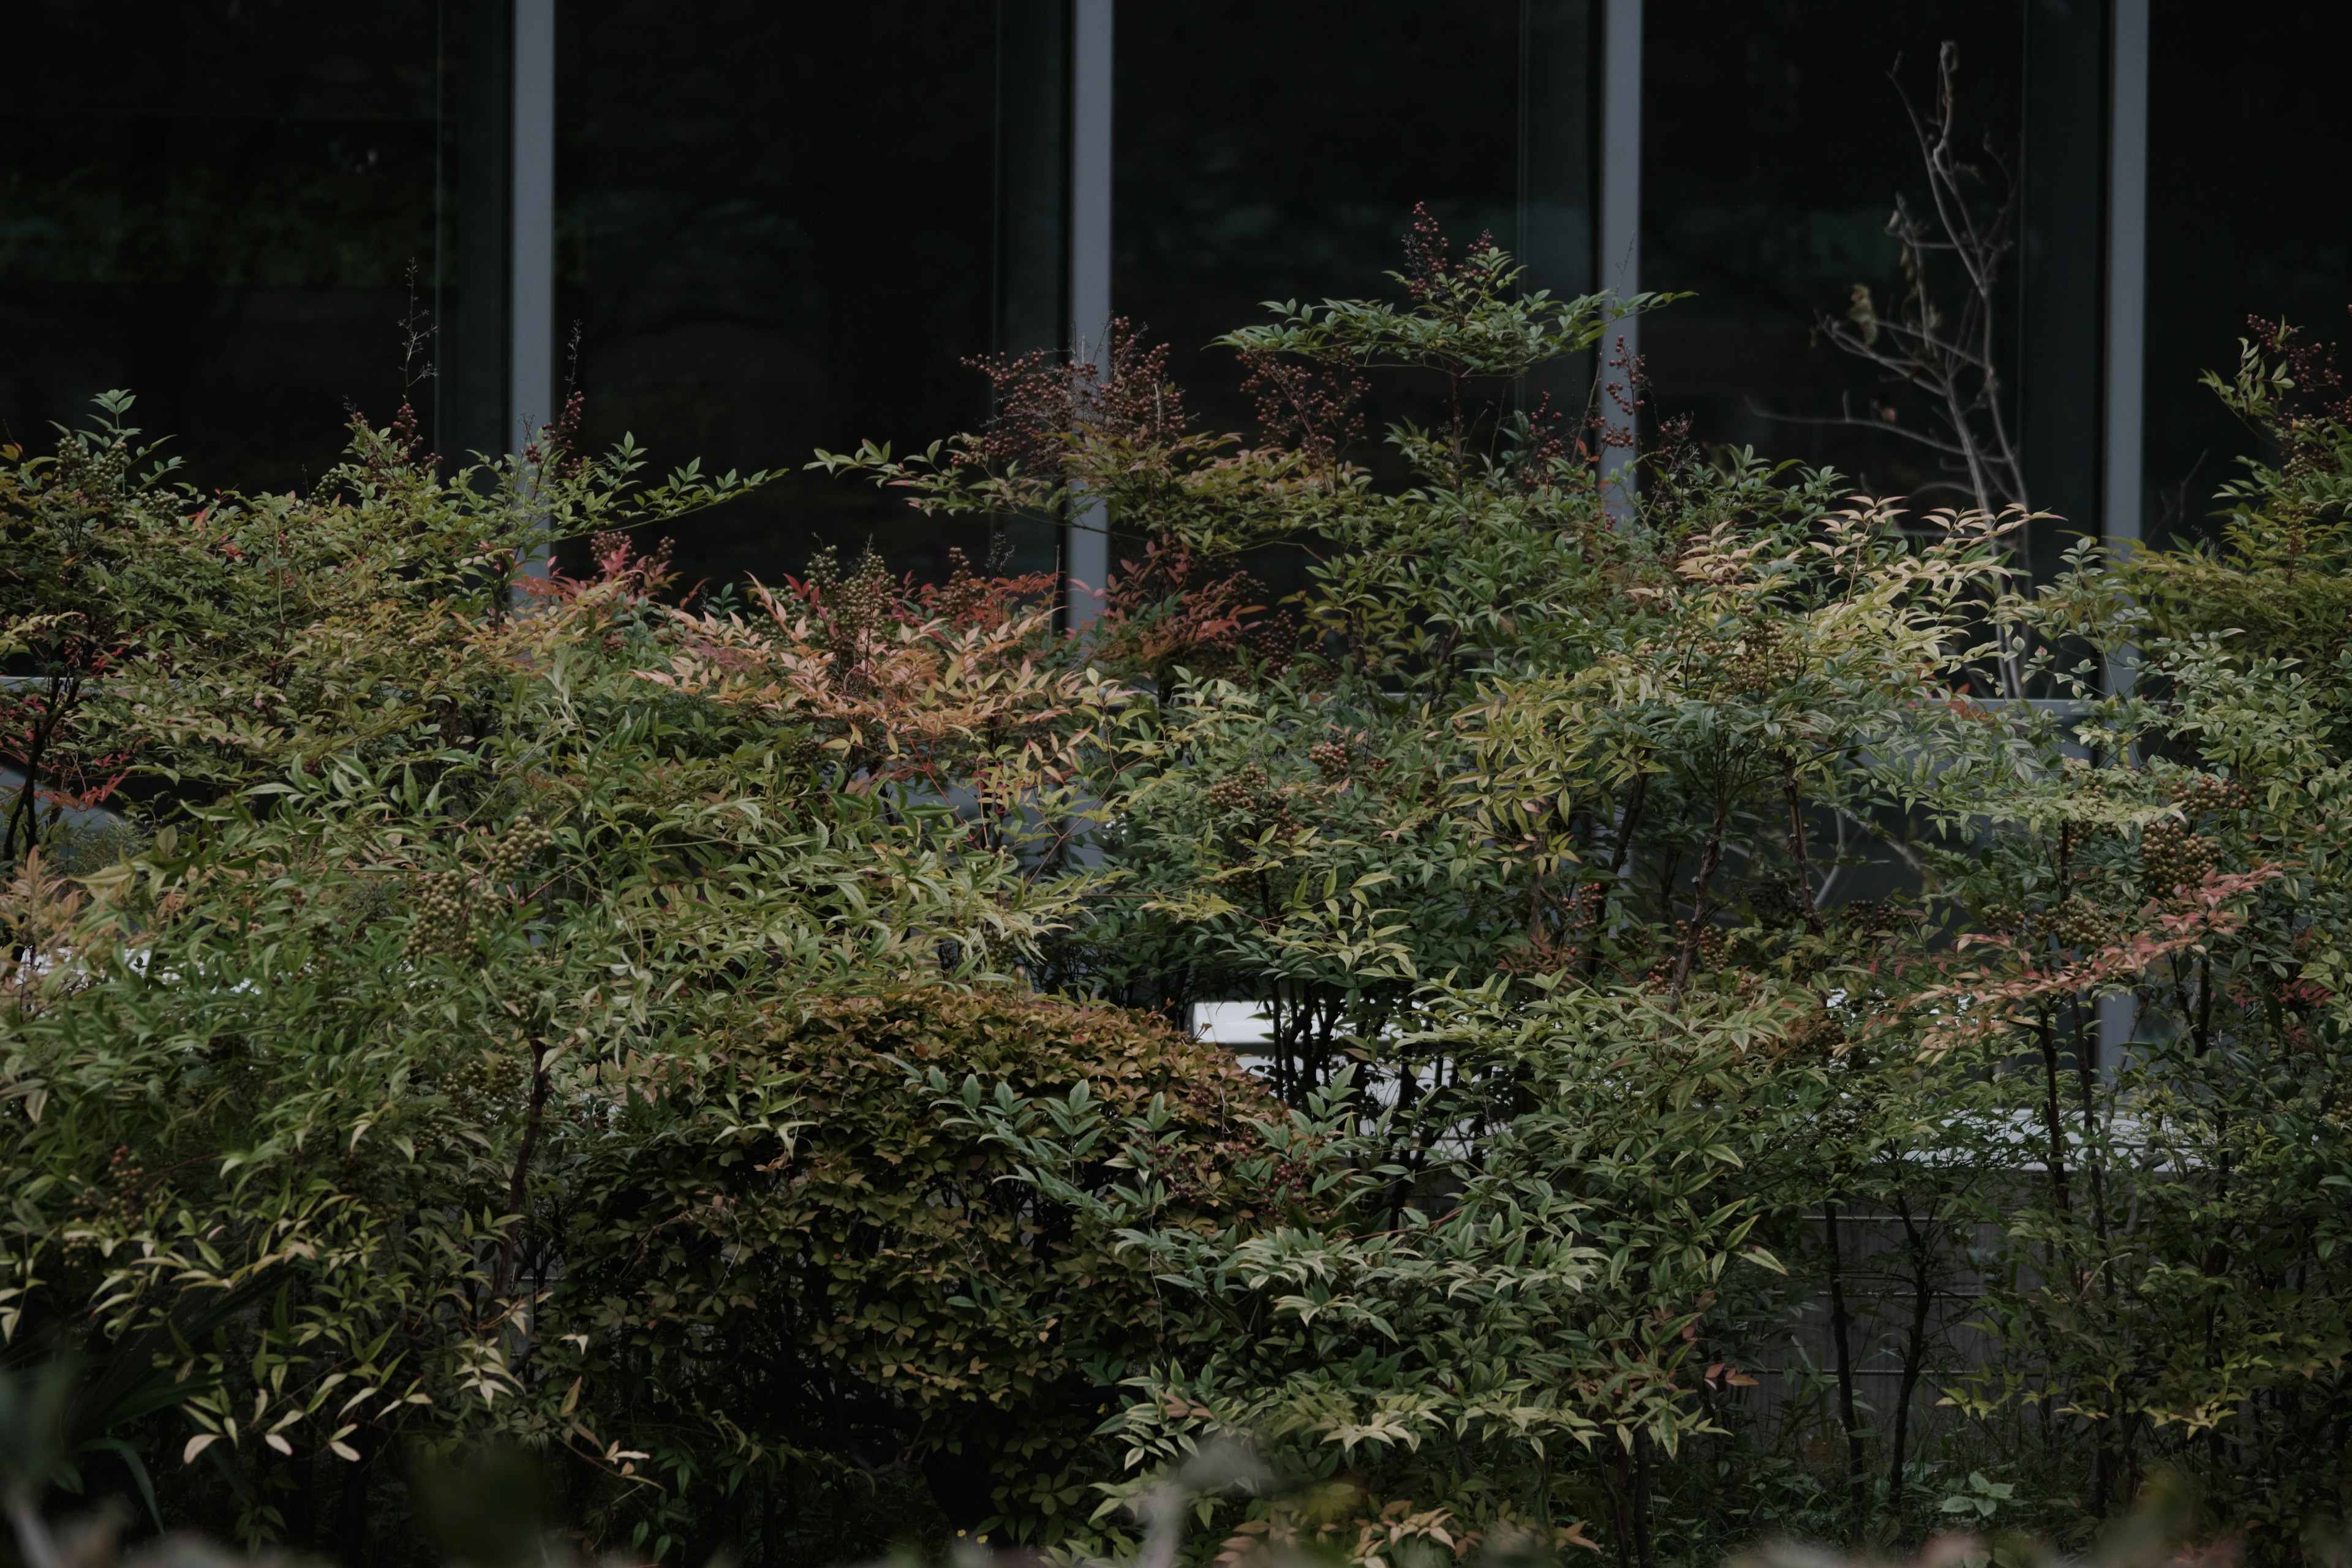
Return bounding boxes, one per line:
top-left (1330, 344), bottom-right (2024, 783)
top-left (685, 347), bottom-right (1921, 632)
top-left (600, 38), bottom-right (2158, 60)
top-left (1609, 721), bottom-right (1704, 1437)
top-left (510, 0), bottom-right (556, 454)
top-left (1596, 0), bottom-right (1642, 511)
top-left (2098, 0), bottom-right (2150, 1072)
top-left (1065, 0), bottom-right (1113, 628)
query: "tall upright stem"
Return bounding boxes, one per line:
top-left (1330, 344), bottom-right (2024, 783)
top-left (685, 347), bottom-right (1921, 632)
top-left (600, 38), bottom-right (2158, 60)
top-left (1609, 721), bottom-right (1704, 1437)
top-left (1666, 790), bottom-right (1730, 1011)
top-left (2035, 1012), bottom-right (2073, 1221)
top-left (497, 1037), bottom-right (551, 1300)
top-left (1590, 773), bottom-right (1648, 981)
top-left (1782, 763), bottom-right (1825, 936)
top-left (1888, 1189), bottom-right (1936, 1504)
top-left (1824, 1197), bottom-right (1866, 1488)
top-left (1630, 1435), bottom-right (1657, 1568)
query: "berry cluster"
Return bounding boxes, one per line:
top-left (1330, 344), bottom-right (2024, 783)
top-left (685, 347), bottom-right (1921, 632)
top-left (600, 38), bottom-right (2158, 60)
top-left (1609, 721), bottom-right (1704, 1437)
top-left (1780, 1006), bottom-right (1849, 1058)
top-left (1969, 892), bottom-right (2101, 947)
top-left (1205, 767), bottom-right (1270, 814)
top-left (484, 812), bottom-right (554, 887)
top-left (403, 814), bottom-right (556, 961)
top-left (1839, 898), bottom-right (1918, 940)
top-left (1307, 740), bottom-right (1352, 780)
top-left (960, 319), bottom-right (1186, 478)
top-left (53, 433), bottom-right (132, 498)
top-left (72, 1143), bottom-right (146, 1238)
top-left (2049, 893), bottom-right (2110, 949)
top-left (1644, 919), bottom-right (1729, 987)
top-left (1724, 623), bottom-right (1801, 697)
top-left (1307, 733), bottom-right (1390, 785)
top-left (927, 544), bottom-right (1026, 627)
top-left (405, 869), bottom-right (472, 960)
top-left (2173, 774), bottom-right (2254, 815)
top-left (1236, 347), bottom-right (1366, 472)
top-left (805, 543), bottom-right (899, 676)
top-left (438, 1047), bottom-right (514, 1111)
top-left (2140, 818), bottom-right (2217, 897)
top-left (1204, 766), bottom-right (1308, 841)
top-left (1977, 900), bottom-right (2024, 934)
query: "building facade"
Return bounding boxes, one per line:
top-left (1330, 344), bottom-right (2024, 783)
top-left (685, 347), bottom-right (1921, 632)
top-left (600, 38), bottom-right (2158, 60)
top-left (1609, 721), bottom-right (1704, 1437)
top-left (2, 1), bottom-right (2343, 598)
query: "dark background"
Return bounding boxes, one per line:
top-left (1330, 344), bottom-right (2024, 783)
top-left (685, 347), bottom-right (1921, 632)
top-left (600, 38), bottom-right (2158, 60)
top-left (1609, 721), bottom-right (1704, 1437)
top-left (6, 2), bottom-right (2344, 579)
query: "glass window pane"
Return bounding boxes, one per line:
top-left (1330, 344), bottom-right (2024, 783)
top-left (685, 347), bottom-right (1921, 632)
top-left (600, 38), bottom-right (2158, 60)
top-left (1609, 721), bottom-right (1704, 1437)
top-left (0, 2), bottom-right (485, 490)
top-left (2144, 2), bottom-right (2352, 547)
top-left (1114, 1), bottom-right (1525, 439)
top-left (1642, 2), bottom-right (2029, 513)
top-left (557, 0), bottom-right (1001, 588)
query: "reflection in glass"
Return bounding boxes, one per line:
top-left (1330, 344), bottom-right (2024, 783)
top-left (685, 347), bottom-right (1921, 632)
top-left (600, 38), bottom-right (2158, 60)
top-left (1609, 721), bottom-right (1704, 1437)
top-left (1113, 1), bottom-right (1524, 442)
top-left (1523, 0), bottom-right (1599, 415)
top-left (993, 0), bottom-right (1071, 580)
top-left (2144, 2), bottom-right (2352, 548)
top-left (0, 2), bottom-right (503, 491)
top-left (1641, 4), bottom-right (2032, 519)
top-left (2018, 0), bottom-right (2103, 573)
top-left (556, 1), bottom-right (1003, 590)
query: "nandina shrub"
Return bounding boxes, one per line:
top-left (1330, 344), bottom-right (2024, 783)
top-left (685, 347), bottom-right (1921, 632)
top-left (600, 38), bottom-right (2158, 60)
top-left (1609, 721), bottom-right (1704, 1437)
top-left (0, 401), bottom-right (1091, 1562)
top-left (534, 984), bottom-right (1281, 1556)
top-left (14, 206), bottom-right (2352, 1568)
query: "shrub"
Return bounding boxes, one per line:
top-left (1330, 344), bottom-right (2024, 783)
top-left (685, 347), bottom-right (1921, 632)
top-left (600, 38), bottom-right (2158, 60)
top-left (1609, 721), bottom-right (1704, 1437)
top-left (538, 985), bottom-right (1275, 1553)
top-left (7, 215), bottom-right (2352, 1568)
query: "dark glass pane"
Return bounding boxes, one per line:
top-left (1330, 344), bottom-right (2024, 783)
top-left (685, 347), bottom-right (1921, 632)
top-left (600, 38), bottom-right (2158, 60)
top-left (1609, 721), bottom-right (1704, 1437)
top-left (1642, 3), bottom-right (2030, 514)
top-left (556, 0), bottom-right (1001, 589)
top-left (998, 0), bottom-right (1068, 364)
top-left (1113, 1), bottom-right (1525, 440)
top-left (1524, 0), bottom-right (1599, 413)
top-left (2016, 0), bottom-right (2105, 568)
top-left (0, 1), bottom-right (498, 490)
top-left (2144, 2), bottom-right (2352, 548)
